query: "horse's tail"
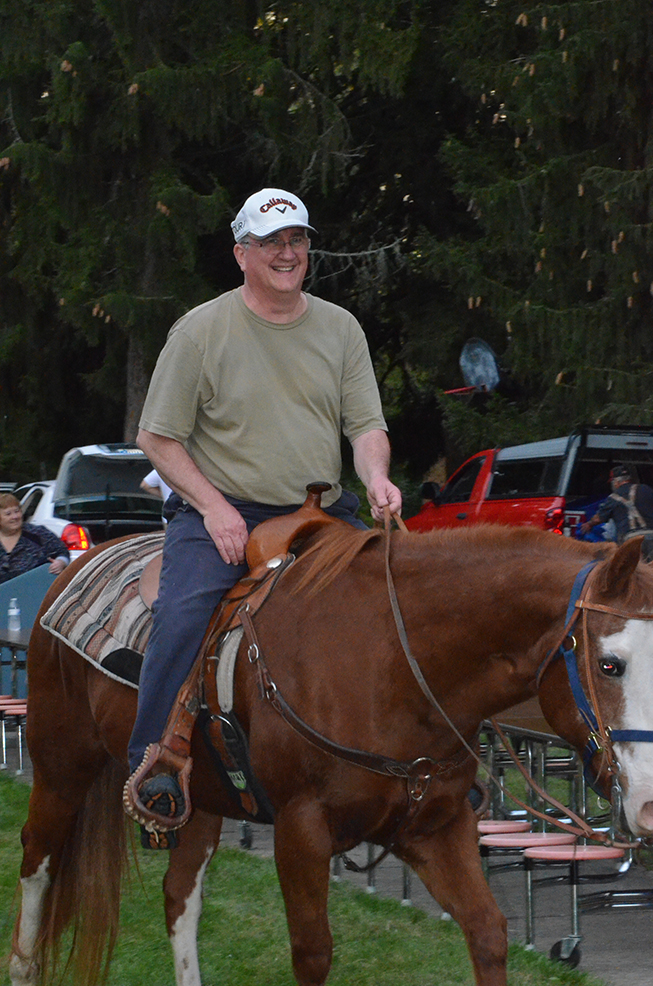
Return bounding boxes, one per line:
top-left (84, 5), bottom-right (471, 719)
top-left (15, 757), bottom-right (130, 986)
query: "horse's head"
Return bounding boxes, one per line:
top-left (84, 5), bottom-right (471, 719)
top-left (539, 536), bottom-right (653, 839)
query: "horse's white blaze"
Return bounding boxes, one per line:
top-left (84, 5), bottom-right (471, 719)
top-left (10, 856), bottom-right (51, 986)
top-left (170, 847), bottom-right (213, 986)
top-left (601, 619), bottom-right (653, 836)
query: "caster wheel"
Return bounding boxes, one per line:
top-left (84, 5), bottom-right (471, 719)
top-left (239, 821), bottom-right (253, 850)
top-left (550, 940), bottom-right (581, 968)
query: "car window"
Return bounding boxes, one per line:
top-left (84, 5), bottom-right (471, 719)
top-left (440, 457), bottom-right (486, 504)
top-left (566, 456), bottom-right (653, 499)
top-left (487, 457), bottom-right (563, 499)
top-left (20, 488), bottom-right (44, 521)
top-left (565, 459), bottom-right (612, 499)
top-left (57, 458), bottom-right (152, 497)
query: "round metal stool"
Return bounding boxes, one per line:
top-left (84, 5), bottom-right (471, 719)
top-left (522, 843), bottom-right (626, 967)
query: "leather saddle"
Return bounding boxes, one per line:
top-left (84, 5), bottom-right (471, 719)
top-left (137, 481), bottom-right (341, 613)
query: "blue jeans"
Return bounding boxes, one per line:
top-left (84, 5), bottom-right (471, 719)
top-left (128, 491), bottom-right (367, 772)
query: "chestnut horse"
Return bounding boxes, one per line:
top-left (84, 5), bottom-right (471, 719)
top-left (10, 524), bottom-right (653, 986)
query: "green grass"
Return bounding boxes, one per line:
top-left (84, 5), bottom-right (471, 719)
top-left (0, 774), bottom-right (607, 986)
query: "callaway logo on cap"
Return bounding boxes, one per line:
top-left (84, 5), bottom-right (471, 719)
top-left (231, 188), bottom-right (317, 242)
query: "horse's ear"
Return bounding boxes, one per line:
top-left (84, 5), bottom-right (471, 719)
top-left (596, 536), bottom-right (643, 596)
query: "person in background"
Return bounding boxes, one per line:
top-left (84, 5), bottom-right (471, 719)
top-left (580, 464), bottom-right (653, 560)
top-left (140, 469), bottom-right (173, 518)
top-left (0, 493), bottom-right (69, 583)
top-left (124, 186), bottom-right (402, 839)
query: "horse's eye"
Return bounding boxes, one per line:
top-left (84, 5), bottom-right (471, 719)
top-left (599, 657), bottom-right (626, 677)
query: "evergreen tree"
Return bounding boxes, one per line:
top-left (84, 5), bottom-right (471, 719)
top-left (426, 0), bottom-right (653, 456)
top-left (0, 0), bottom-right (459, 483)
top-left (269, 0), bottom-right (475, 477)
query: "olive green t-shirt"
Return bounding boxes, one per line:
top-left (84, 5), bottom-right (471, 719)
top-left (139, 288), bottom-right (387, 507)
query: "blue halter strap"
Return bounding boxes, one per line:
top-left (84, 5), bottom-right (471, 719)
top-left (555, 561), bottom-right (653, 790)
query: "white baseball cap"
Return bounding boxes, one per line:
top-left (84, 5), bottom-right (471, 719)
top-left (231, 188), bottom-right (317, 242)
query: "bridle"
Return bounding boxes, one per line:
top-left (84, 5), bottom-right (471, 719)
top-left (536, 559), bottom-right (653, 798)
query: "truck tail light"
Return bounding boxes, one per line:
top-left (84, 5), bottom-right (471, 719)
top-left (61, 523), bottom-right (91, 551)
top-left (544, 507), bottom-right (564, 534)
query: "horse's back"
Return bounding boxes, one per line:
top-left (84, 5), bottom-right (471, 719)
top-left (27, 538), bottom-right (142, 776)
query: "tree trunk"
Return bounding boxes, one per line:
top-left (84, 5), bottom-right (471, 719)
top-left (124, 335), bottom-right (150, 442)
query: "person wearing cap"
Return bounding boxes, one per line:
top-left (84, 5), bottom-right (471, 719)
top-left (125, 187), bottom-right (402, 837)
top-left (580, 465), bottom-right (653, 559)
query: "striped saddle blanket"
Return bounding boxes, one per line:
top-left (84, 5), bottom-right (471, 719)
top-left (40, 533), bottom-right (165, 689)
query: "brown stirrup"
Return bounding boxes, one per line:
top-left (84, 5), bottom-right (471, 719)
top-left (123, 743), bottom-right (194, 833)
top-left (123, 482), bottom-right (343, 833)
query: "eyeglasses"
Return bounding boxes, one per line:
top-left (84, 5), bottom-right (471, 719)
top-left (252, 233), bottom-right (310, 253)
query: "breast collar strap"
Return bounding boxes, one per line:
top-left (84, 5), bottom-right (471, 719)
top-left (538, 559), bottom-right (653, 792)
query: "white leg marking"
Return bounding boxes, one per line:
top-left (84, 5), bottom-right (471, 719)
top-left (10, 856), bottom-right (51, 986)
top-left (170, 847), bottom-right (213, 986)
top-left (600, 620), bottom-right (653, 835)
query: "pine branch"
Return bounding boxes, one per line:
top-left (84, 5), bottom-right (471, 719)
top-left (3, 90), bottom-right (23, 144)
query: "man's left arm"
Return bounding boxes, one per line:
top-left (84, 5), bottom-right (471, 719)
top-left (352, 429), bottom-right (402, 523)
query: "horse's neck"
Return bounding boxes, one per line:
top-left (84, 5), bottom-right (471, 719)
top-left (398, 546), bottom-right (578, 716)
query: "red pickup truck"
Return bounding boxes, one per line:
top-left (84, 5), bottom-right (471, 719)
top-left (405, 427), bottom-right (653, 537)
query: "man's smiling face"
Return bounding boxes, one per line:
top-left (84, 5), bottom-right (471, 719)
top-left (234, 227), bottom-right (310, 299)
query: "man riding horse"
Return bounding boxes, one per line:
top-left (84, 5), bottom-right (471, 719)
top-left (123, 187), bottom-right (403, 842)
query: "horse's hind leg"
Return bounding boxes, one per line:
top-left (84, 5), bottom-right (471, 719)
top-left (164, 808), bottom-right (224, 986)
top-left (10, 838), bottom-right (51, 986)
top-left (11, 761), bottom-right (107, 985)
top-left (273, 803), bottom-right (334, 986)
top-left (400, 807), bottom-right (508, 986)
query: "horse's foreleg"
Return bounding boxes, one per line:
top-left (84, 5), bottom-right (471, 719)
top-left (274, 803), bottom-right (334, 986)
top-left (164, 809), bottom-right (224, 986)
top-left (400, 808), bottom-right (508, 986)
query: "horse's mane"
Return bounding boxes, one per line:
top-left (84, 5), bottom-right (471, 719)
top-left (292, 526), bottom-right (382, 596)
top-left (291, 522), bottom-right (605, 598)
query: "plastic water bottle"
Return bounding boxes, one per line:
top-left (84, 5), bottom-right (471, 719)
top-left (7, 598), bottom-right (21, 633)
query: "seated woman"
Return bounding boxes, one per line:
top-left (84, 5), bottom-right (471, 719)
top-left (0, 493), bottom-right (70, 584)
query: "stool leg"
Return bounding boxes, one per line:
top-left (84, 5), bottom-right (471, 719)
top-left (524, 857), bottom-right (535, 948)
top-left (366, 843), bottom-right (376, 894)
top-left (16, 718), bottom-right (24, 775)
top-left (570, 859), bottom-right (580, 940)
top-left (550, 859), bottom-right (582, 965)
top-left (533, 741), bottom-right (545, 828)
top-left (401, 863), bottom-right (412, 906)
top-left (480, 843), bottom-right (489, 880)
top-left (239, 820), bottom-right (252, 849)
top-left (579, 762), bottom-right (587, 818)
top-left (491, 731), bottom-right (509, 817)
